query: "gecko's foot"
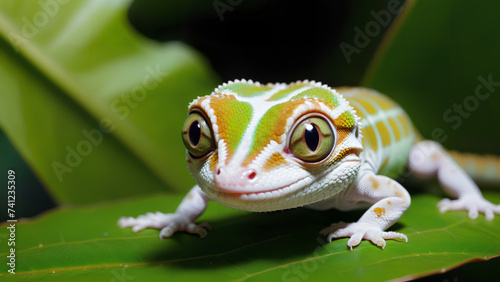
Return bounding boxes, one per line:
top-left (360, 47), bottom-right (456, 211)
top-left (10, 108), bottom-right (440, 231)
top-left (320, 221), bottom-right (407, 250)
top-left (438, 195), bottom-right (500, 221)
top-left (118, 212), bottom-right (211, 239)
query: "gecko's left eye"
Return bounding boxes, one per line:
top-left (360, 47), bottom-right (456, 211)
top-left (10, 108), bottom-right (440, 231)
top-left (181, 111), bottom-right (215, 158)
top-left (289, 116), bottom-right (335, 163)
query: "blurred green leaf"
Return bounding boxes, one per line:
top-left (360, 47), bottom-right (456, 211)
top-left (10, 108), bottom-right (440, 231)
top-left (362, 0), bottom-right (500, 155)
top-left (1, 193), bottom-right (499, 281)
top-left (0, 0), bottom-right (219, 204)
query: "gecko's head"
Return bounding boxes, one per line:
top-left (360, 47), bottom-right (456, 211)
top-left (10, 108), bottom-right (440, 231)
top-left (181, 80), bottom-right (363, 212)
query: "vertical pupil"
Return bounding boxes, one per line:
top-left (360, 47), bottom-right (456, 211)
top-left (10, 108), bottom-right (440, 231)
top-left (304, 123), bottom-right (319, 151)
top-left (189, 120), bottom-right (201, 146)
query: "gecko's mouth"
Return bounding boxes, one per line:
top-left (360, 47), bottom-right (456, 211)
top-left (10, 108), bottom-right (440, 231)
top-left (214, 177), bottom-right (309, 201)
top-left (213, 157), bottom-right (359, 201)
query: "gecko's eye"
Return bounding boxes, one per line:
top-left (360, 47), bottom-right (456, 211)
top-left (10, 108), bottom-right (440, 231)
top-left (289, 116), bottom-right (335, 162)
top-left (181, 111), bottom-right (215, 158)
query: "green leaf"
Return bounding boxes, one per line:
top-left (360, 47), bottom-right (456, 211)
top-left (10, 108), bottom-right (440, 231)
top-left (362, 0), bottom-right (500, 155)
top-left (0, 0), bottom-right (219, 205)
top-left (1, 193), bottom-right (499, 281)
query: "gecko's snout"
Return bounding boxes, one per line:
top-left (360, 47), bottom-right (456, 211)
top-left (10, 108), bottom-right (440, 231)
top-left (214, 165), bottom-right (259, 190)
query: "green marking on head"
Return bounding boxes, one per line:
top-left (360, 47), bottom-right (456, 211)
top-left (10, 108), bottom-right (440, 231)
top-left (243, 103), bottom-right (286, 165)
top-left (336, 111), bottom-right (356, 128)
top-left (219, 82), bottom-right (272, 97)
top-left (212, 98), bottom-right (253, 158)
top-left (243, 99), bottom-right (304, 166)
top-left (268, 84), bottom-right (310, 101)
top-left (291, 87), bottom-right (340, 108)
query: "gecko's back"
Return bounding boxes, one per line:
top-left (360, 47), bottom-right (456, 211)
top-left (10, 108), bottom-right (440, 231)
top-left (335, 87), bottom-right (417, 178)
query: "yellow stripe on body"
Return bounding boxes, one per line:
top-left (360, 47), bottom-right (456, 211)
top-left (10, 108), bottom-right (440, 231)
top-left (387, 117), bottom-right (401, 142)
top-left (335, 87), bottom-right (416, 177)
top-left (447, 151), bottom-right (500, 185)
top-left (375, 121), bottom-right (391, 147)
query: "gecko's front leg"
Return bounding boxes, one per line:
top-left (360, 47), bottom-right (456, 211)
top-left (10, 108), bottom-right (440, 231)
top-left (118, 186), bottom-right (211, 239)
top-left (321, 172), bottom-right (411, 250)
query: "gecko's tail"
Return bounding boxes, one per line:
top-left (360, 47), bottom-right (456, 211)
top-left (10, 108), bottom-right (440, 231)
top-left (447, 150), bottom-right (500, 187)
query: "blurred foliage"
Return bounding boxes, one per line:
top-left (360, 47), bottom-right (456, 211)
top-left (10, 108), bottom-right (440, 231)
top-left (363, 0), bottom-right (500, 155)
top-left (0, 0), bottom-right (218, 207)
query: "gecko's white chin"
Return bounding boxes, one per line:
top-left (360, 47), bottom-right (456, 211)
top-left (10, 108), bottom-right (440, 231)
top-left (199, 178), bottom-right (309, 212)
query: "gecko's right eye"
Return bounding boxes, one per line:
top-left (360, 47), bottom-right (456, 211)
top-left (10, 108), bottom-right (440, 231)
top-left (181, 111), bottom-right (215, 158)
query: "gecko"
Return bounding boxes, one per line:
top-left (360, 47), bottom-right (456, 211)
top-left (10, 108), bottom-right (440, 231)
top-left (118, 79), bottom-right (500, 250)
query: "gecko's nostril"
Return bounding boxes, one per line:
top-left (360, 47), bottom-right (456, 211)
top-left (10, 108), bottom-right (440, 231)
top-left (248, 171), bottom-right (256, 180)
top-left (217, 168), bottom-right (221, 175)
top-left (246, 169), bottom-right (258, 182)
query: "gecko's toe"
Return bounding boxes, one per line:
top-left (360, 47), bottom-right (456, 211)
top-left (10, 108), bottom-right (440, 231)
top-left (322, 222), bottom-right (407, 250)
top-left (438, 195), bottom-right (500, 220)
